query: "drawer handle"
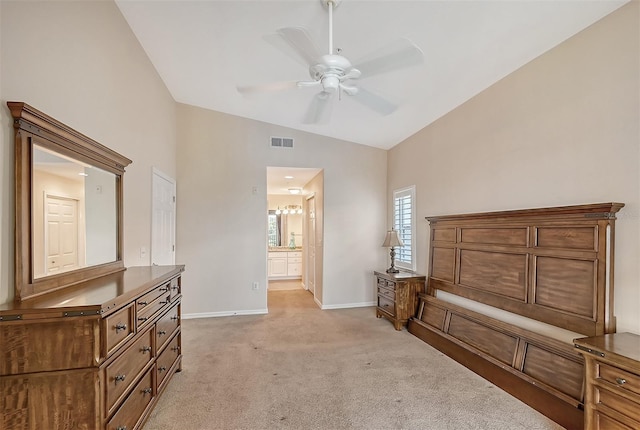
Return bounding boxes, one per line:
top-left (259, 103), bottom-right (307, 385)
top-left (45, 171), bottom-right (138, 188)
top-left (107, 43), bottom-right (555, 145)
top-left (158, 330), bottom-right (167, 336)
top-left (138, 317), bottom-right (148, 322)
top-left (116, 427), bottom-right (127, 430)
top-left (171, 345), bottom-right (181, 353)
top-left (138, 301), bottom-right (148, 306)
top-left (160, 300), bottom-right (169, 305)
top-left (158, 366), bottom-right (167, 373)
top-left (141, 345), bottom-right (152, 353)
top-left (160, 286), bottom-right (170, 292)
top-left (114, 374), bottom-right (126, 384)
top-left (171, 315), bottom-right (179, 321)
top-left (114, 323), bottom-right (127, 333)
top-left (142, 387), bottom-right (152, 395)
top-left (172, 285), bottom-right (179, 290)
top-left (615, 377), bottom-right (627, 385)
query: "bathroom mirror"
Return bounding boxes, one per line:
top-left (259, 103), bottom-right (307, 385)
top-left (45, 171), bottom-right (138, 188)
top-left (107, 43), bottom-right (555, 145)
top-left (268, 210), bottom-right (284, 247)
top-left (9, 102), bottom-right (132, 301)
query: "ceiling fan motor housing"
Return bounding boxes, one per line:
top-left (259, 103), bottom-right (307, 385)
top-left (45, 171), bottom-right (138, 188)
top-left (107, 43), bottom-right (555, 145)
top-left (310, 54), bottom-right (353, 92)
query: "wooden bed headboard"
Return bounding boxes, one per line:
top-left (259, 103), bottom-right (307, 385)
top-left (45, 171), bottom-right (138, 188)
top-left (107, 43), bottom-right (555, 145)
top-left (426, 202), bottom-right (623, 336)
top-left (408, 202), bottom-right (624, 430)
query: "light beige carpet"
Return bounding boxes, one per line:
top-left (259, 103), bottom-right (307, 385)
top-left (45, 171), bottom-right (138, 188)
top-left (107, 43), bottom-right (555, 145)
top-left (144, 290), bottom-right (565, 430)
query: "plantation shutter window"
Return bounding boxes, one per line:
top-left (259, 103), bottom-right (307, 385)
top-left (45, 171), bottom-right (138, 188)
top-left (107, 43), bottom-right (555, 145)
top-left (393, 186), bottom-right (416, 271)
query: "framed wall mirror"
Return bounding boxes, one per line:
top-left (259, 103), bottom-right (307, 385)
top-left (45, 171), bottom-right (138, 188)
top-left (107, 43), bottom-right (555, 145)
top-left (9, 102), bottom-right (132, 301)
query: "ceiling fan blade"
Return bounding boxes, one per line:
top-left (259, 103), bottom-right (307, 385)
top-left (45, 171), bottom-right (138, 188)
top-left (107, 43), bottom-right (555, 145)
top-left (352, 38), bottom-right (424, 79)
top-left (351, 87), bottom-right (397, 116)
top-left (266, 27), bottom-right (321, 68)
top-left (303, 91), bottom-right (333, 124)
top-left (236, 81), bottom-right (299, 95)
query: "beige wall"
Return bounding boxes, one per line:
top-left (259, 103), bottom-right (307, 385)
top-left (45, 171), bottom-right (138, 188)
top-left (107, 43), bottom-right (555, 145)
top-left (388, 2), bottom-right (640, 334)
top-left (176, 104), bottom-right (387, 316)
top-left (0, 0), bottom-right (177, 304)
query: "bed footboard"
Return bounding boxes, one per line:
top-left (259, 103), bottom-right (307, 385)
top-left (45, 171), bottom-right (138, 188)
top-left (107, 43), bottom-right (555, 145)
top-left (409, 294), bottom-right (584, 429)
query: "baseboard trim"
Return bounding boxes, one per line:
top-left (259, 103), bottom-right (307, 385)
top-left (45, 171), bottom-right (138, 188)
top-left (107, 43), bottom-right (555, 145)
top-left (182, 309), bottom-right (268, 319)
top-left (321, 301), bottom-right (376, 310)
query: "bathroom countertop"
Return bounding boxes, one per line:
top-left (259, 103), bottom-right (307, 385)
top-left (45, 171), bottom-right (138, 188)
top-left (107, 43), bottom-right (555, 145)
top-left (268, 247), bottom-right (302, 252)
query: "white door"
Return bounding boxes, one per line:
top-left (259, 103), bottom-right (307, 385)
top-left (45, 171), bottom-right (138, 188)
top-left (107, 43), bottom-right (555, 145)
top-left (306, 196), bottom-right (316, 294)
top-left (151, 168), bottom-right (176, 265)
top-left (45, 195), bottom-right (79, 275)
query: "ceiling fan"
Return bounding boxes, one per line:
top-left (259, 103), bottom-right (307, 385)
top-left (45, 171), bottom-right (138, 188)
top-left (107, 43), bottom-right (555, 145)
top-left (236, 0), bottom-right (424, 124)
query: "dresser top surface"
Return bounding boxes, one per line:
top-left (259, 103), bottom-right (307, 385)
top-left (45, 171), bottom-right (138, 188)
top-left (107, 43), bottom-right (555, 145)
top-left (575, 332), bottom-right (640, 364)
top-left (0, 265), bottom-right (184, 315)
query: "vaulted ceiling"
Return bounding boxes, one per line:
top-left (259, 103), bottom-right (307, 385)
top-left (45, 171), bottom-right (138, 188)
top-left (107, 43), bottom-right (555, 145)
top-left (116, 0), bottom-right (628, 150)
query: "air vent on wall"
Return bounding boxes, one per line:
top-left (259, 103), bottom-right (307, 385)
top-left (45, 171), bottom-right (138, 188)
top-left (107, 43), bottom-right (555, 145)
top-left (270, 136), bottom-right (294, 149)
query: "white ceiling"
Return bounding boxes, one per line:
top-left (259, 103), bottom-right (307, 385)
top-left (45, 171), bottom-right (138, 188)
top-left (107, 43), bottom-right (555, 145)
top-left (267, 166), bottom-right (322, 195)
top-left (115, 0), bottom-right (627, 150)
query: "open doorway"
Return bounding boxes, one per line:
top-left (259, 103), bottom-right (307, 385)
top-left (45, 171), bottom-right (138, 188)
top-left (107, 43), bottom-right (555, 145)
top-left (266, 167), bottom-right (323, 306)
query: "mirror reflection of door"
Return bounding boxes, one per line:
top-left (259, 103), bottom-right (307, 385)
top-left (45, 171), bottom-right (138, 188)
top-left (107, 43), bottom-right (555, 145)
top-left (307, 195), bottom-right (316, 294)
top-left (45, 194), bottom-right (79, 275)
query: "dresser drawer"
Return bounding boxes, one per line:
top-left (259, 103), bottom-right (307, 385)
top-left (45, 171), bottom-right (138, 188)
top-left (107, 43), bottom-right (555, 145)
top-left (105, 328), bottom-right (154, 414)
top-left (137, 292), bottom-right (172, 329)
top-left (156, 333), bottom-right (181, 390)
top-left (169, 276), bottom-right (181, 300)
top-left (599, 363), bottom-right (640, 396)
top-left (106, 368), bottom-right (154, 430)
top-left (288, 252), bottom-right (302, 258)
top-left (104, 304), bottom-right (135, 356)
top-left (156, 303), bottom-right (180, 352)
top-left (378, 296), bottom-right (395, 316)
top-left (136, 284), bottom-right (167, 313)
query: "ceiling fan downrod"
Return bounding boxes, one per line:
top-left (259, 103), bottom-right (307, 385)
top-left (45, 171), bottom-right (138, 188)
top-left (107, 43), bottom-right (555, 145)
top-left (323, 0), bottom-right (340, 55)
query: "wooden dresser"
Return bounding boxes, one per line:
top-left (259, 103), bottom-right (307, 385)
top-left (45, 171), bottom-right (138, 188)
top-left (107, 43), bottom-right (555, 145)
top-left (374, 271), bottom-right (426, 330)
top-left (0, 265), bottom-right (184, 430)
top-left (575, 333), bottom-right (640, 430)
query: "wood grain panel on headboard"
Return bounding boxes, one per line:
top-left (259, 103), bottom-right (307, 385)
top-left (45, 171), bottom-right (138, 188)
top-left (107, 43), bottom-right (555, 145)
top-left (426, 203), bottom-right (624, 336)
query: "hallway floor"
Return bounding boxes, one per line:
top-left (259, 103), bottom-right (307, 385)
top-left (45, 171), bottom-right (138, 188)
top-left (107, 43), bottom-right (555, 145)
top-left (268, 279), bottom-right (304, 291)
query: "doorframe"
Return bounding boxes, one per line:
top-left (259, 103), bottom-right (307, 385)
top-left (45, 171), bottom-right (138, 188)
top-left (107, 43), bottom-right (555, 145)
top-left (305, 192), bottom-right (316, 298)
top-left (151, 167), bottom-right (177, 265)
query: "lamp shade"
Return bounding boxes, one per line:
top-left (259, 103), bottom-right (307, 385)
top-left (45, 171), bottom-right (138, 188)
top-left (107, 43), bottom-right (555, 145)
top-left (382, 229), bottom-right (404, 248)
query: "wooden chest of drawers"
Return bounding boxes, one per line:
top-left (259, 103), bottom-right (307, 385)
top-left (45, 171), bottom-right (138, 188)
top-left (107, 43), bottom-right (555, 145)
top-left (374, 271), bottom-right (426, 330)
top-left (575, 333), bottom-right (640, 430)
top-left (0, 265), bottom-right (184, 430)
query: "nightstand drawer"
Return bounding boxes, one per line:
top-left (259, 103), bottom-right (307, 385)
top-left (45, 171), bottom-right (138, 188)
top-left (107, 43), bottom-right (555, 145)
top-left (595, 386), bottom-right (640, 422)
top-left (595, 411), bottom-right (637, 430)
top-left (378, 296), bottom-right (395, 316)
top-left (599, 363), bottom-right (640, 396)
top-left (377, 286), bottom-right (395, 301)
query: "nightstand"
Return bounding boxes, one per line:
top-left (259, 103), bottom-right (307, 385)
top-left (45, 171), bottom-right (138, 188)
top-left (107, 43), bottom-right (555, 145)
top-left (374, 270), bottom-right (426, 330)
top-left (574, 332), bottom-right (640, 430)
